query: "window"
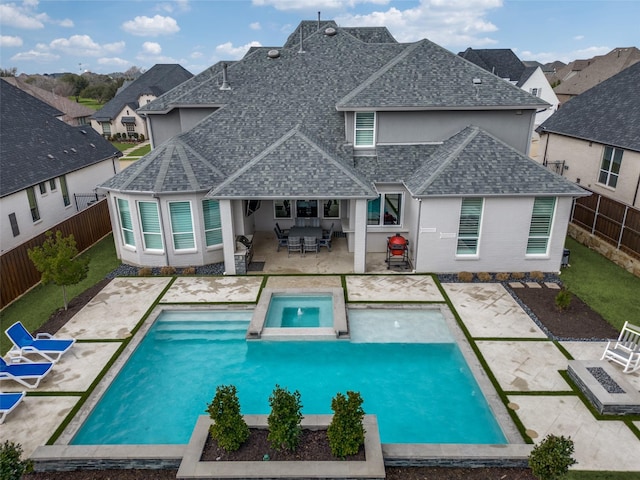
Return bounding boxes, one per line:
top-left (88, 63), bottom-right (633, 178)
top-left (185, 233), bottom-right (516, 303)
top-left (116, 198), bottom-right (135, 247)
top-left (323, 199), bottom-right (340, 218)
top-left (296, 200), bottom-right (318, 218)
top-left (355, 112), bottom-right (375, 147)
top-left (126, 123), bottom-right (135, 135)
top-left (530, 87), bottom-right (541, 97)
top-left (527, 197), bottom-right (556, 255)
top-left (59, 175), bottom-right (70, 206)
top-left (169, 201), bottom-right (195, 250)
top-left (27, 187), bottom-right (40, 222)
top-left (49, 179), bottom-right (56, 190)
top-left (274, 200), bottom-right (292, 219)
top-left (202, 199), bottom-right (222, 247)
top-left (598, 146), bottom-right (623, 188)
top-left (367, 193), bottom-right (402, 226)
top-left (138, 201), bottom-right (163, 251)
top-left (457, 198), bottom-right (483, 255)
top-left (39, 182), bottom-right (46, 194)
top-left (101, 122), bottom-right (111, 136)
top-left (9, 213), bottom-right (19, 237)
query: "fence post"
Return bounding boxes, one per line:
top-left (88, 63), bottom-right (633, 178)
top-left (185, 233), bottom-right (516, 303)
top-left (617, 205), bottom-right (628, 250)
top-left (592, 194), bottom-right (601, 235)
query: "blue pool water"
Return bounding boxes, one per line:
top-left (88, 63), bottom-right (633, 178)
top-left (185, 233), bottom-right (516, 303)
top-left (265, 294), bottom-right (333, 328)
top-left (72, 310), bottom-right (506, 445)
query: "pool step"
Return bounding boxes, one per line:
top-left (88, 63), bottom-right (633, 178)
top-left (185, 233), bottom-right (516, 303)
top-left (154, 320), bottom-right (249, 341)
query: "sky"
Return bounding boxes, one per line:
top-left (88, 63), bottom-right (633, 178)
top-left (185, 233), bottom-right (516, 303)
top-left (1, 0), bottom-right (639, 75)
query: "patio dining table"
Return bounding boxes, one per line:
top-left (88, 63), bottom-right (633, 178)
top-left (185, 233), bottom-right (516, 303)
top-left (288, 226), bottom-right (323, 240)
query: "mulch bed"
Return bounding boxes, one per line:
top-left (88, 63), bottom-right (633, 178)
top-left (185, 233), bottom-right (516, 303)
top-left (25, 279), bottom-right (618, 480)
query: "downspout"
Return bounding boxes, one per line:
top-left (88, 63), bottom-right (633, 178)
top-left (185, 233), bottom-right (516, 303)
top-left (413, 198), bottom-right (422, 273)
top-left (632, 172), bottom-right (640, 207)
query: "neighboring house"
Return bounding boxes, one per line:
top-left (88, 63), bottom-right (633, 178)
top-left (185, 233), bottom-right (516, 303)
top-left (550, 47), bottom-right (640, 105)
top-left (1, 77), bottom-right (94, 126)
top-left (90, 64), bottom-right (193, 141)
top-left (99, 20), bottom-right (585, 275)
top-left (537, 62), bottom-right (640, 209)
top-left (0, 81), bottom-right (122, 253)
top-left (459, 48), bottom-right (559, 127)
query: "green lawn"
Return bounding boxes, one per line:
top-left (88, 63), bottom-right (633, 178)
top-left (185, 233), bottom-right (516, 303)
top-left (560, 237), bottom-right (640, 331)
top-left (111, 142), bottom-right (133, 152)
top-left (73, 97), bottom-right (104, 110)
top-left (124, 144), bottom-right (151, 157)
top-left (0, 235), bottom-right (121, 355)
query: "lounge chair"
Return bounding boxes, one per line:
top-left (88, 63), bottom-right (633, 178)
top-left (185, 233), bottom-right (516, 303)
top-left (0, 357), bottom-right (54, 388)
top-left (601, 321), bottom-right (640, 373)
top-left (0, 391), bottom-right (26, 424)
top-left (5, 321), bottom-right (75, 363)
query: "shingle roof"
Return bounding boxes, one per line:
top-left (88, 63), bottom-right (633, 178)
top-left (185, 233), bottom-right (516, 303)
top-left (458, 48), bottom-right (525, 82)
top-left (91, 64), bottom-right (193, 121)
top-left (405, 126), bottom-right (587, 197)
top-left (102, 21), bottom-right (574, 199)
top-left (538, 62), bottom-right (640, 153)
top-left (1, 81), bottom-right (121, 198)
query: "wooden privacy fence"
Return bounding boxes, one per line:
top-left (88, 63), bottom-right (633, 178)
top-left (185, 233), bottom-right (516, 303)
top-left (1, 199), bottom-right (112, 309)
top-left (571, 189), bottom-right (640, 260)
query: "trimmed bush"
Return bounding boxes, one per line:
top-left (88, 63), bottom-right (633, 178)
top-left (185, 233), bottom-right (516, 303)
top-left (457, 271), bottom-right (474, 282)
top-left (528, 434), bottom-right (576, 479)
top-left (477, 271), bottom-right (492, 282)
top-left (555, 290), bottom-right (572, 311)
top-left (138, 267), bottom-right (152, 276)
top-left (206, 385), bottom-right (249, 452)
top-left (160, 266), bottom-right (176, 275)
top-left (267, 384), bottom-right (303, 452)
top-left (327, 391), bottom-right (365, 458)
top-left (495, 272), bottom-right (511, 281)
top-left (0, 441), bottom-right (33, 480)
top-left (511, 271), bottom-right (525, 280)
top-left (182, 266), bottom-right (196, 275)
top-left (530, 271), bottom-right (545, 281)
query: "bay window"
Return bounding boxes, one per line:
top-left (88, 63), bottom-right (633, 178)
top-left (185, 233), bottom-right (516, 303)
top-left (169, 201), bottom-right (195, 250)
top-left (116, 198), bottom-right (135, 247)
top-left (202, 199), bottom-right (222, 247)
top-left (138, 201), bottom-right (163, 251)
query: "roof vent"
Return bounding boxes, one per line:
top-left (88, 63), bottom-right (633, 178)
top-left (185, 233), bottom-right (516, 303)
top-left (71, 148), bottom-right (77, 153)
top-left (268, 49), bottom-right (280, 59)
top-left (472, 78), bottom-right (482, 84)
top-left (64, 149), bottom-right (68, 154)
top-left (324, 27), bottom-right (337, 36)
top-left (80, 129), bottom-right (87, 134)
top-left (90, 143), bottom-right (96, 148)
top-left (219, 63), bottom-right (231, 90)
top-left (47, 154), bottom-right (54, 159)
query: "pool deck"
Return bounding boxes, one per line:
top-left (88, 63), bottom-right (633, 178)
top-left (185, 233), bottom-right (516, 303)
top-left (2, 274), bottom-right (640, 473)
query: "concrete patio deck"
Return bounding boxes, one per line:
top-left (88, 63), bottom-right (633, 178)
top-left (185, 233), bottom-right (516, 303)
top-left (1, 275), bottom-right (639, 473)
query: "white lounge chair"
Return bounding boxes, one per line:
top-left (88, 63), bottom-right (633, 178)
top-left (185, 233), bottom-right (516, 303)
top-left (0, 391), bottom-right (26, 424)
top-left (5, 321), bottom-right (75, 363)
top-left (601, 321), bottom-right (640, 373)
top-left (0, 357), bottom-right (54, 388)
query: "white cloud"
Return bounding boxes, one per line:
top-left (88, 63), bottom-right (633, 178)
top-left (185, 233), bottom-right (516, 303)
top-left (573, 35), bottom-right (584, 41)
top-left (97, 57), bottom-right (132, 67)
top-left (11, 49), bottom-right (59, 63)
top-left (0, 3), bottom-right (44, 29)
top-left (252, 0), bottom-right (390, 11)
top-left (58, 18), bottom-right (74, 28)
top-left (122, 15), bottom-right (180, 37)
top-left (190, 51), bottom-right (203, 59)
top-left (215, 41), bottom-right (262, 59)
top-left (520, 46), bottom-right (611, 64)
top-left (0, 35), bottom-right (23, 47)
top-left (250, 22), bottom-right (261, 30)
top-left (48, 35), bottom-right (125, 57)
top-left (156, 0), bottom-right (191, 13)
top-left (142, 41), bottom-right (162, 55)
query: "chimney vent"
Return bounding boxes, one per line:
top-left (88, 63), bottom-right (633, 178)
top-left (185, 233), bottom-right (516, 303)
top-left (324, 27), bottom-right (336, 36)
top-left (219, 63), bottom-right (231, 90)
top-left (317, 11), bottom-right (321, 30)
top-left (268, 49), bottom-right (280, 59)
top-left (299, 27), bottom-right (305, 53)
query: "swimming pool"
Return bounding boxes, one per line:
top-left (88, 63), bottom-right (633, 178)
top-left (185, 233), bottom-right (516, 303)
top-left (72, 308), bottom-right (506, 445)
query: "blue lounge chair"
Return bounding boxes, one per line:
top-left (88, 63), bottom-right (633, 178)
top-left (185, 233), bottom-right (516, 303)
top-left (0, 357), bottom-right (53, 388)
top-left (6, 321), bottom-right (75, 363)
top-left (0, 391), bottom-right (26, 424)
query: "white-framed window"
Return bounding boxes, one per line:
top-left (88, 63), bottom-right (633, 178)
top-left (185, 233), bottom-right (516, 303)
top-left (355, 112), bottom-right (375, 147)
top-left (274, 200), bottom-right (292, 219)
top-left (202, 199), bottom-right (222, 247)
top-left (116, 198), bottom-right (135, 247)
top-left (526, 197), bottom-right (556, 255)
top-left (367, 193), bottom-right (402, 226)
top-left (598, 146), bottom-right (623, 188)
top-left (49, 179), bottom-right (56, 191)
top-left (457, 198), bottom-right (483, 255)
top-left (101, 122), bottom-right (111, 136)
top-left (59, 175), bottom-right (70, 206)
top-left (169, 201), bottom-right (195, 250)
top-left (323, 199), bottom-right (340, 218)
top-left (138, 201), bottom-right (163, 251)
top-left (530, 87), bottom-right (541, 97)
top-left (38, 182), bottom-right (46, 194)
top-left (27, 187), bottom-right (40, 222)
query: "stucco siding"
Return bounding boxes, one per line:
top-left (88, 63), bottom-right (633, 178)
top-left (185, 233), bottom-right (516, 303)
top-left (147, 110), bottom-right (183, 147)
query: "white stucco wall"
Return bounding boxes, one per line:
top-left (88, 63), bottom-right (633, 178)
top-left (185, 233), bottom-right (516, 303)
top-left (521, 68), bottom-right (558, 127)
top-left (414, 196), bottom-right (573, 273)
top-left (541, 133), bottom-right (640, 208)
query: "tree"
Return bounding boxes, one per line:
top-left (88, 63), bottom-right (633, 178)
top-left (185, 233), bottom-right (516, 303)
top-left (27, 230), bottom-right (90, 310)
top-left (60, 73), bottom-right (89, 102)
top-left (0, 67), bottom-right (17, 77)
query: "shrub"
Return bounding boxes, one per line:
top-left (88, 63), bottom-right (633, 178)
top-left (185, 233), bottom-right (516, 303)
top-left (327, 391), bottom-right (365, 458)
top-left (477, 272), bottom-right (493, 282)
top-left (511, 272), bottom-right (525, 280)
top-left (495, 272), bottom-right (511, 281)
top-left (206, 385), bottom-right (249, 452)
top-left (457, 271), bottom-right (474, 282)
top-left (267, 384), bottom-right (303, 452)
top-left (528, 434), bottom-right (576, 480)
top-left (138, 267), bottom-right (152, 276)
top-left (0, 441), bottom-right (33, 480)
top-left (530, 271), bottom-right (545, 282)
top-left (160, 266), bottom-right (176, 275)
top-left (182, 266), bottom-right (196, 275)
top-left (555, 290), bottom-right (572, 311)
top-left (139, 134), bottom-right (145, 142)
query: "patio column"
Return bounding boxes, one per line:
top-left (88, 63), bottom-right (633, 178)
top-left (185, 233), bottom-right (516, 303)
top-left (353, 199), bottom-right (367, 273)
top-left (219, 199), bottom-right (236, 275)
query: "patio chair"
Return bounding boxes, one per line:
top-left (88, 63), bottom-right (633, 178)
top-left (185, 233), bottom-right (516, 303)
top-left (274, 227), bottom-right (288, 252)
top-left (275, 222), bottom-right (289, 238)
top-left (287, 236), bottom-right (302, 257)
top-left (0, 357), bottom-right (54, 388)
top-left (5, 321), bottom-right (75, 363)
top-left (601, 321), bottom-right (640, 373)
top-left (319, 224), bottom-right (333, 252)
top-left (0, 391), bottom-right (26, 424)
top-left (303, 236), bottom-right (319, 257)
